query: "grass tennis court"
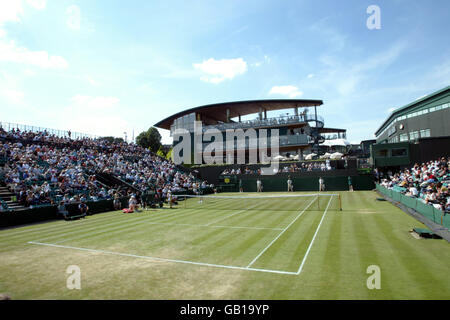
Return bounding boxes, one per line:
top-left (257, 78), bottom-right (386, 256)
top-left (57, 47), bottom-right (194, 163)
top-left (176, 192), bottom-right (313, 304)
top-left (0, 191), bottom-right (449, 299)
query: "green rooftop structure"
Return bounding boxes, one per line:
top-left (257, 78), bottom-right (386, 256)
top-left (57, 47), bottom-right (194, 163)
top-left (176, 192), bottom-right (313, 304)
top-left (372, 86), bottom-right (450, 169)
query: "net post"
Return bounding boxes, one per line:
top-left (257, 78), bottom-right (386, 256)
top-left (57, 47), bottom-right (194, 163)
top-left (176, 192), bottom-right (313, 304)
top-left (338, 194), bottom-right (342, 211)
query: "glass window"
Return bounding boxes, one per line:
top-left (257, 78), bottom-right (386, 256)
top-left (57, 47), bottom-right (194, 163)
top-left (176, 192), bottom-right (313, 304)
top-left (436, 105), bottom-right (442, 111)
top-left (409, 131), bottom-right (419, 140)
top-left (399, 133), bottom-right (409, 142)
top-left (420, 129), bottom-right (431, 138)
top-left (430, 107), bottom-right (436, 112)
top-left (391, 148), bottom-right (408, 157)
top-left (422, 108), bottom-right (428, 114)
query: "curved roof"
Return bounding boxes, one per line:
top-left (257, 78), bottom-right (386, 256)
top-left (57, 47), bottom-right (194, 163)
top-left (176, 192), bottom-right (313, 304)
top-left (154, 99), bottom-right (323, 130)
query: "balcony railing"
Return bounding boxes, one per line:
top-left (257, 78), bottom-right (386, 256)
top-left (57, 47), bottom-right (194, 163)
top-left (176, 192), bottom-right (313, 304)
top-left (323, 133), bottom-right (347, 140)
top-left (200, 134), bottom-right (311, 150)
top-left (202, 114), bottom-right (324, 132)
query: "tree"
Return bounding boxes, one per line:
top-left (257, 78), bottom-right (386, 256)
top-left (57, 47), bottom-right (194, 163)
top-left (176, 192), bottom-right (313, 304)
top-left (166, 148), bottom-right (173, 161)
top-left (156, 146), bottom-right (167, 158)
top-left (136, 127), bottom-right (162, 152)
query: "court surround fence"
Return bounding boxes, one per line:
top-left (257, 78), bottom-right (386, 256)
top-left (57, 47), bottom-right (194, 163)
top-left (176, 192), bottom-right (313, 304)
top-left (0, 121), bottom-right (100, 140)
top-left (376, 183), bottom-right (450, 230)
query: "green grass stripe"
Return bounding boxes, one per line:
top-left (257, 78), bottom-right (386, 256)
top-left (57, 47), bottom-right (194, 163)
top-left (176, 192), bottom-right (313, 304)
top-left (39, 208), bottom-right (204, 245)
top-left (248, 209), bottom-right (323, 271)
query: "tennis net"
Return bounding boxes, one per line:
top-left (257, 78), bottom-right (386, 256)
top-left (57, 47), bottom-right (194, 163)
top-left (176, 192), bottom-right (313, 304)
top-left (177, 194), bottom-right (341, 212)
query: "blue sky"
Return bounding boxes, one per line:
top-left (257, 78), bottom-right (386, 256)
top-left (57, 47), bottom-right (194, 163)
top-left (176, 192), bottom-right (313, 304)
top-left (0, 0), bottom-right (449, 144)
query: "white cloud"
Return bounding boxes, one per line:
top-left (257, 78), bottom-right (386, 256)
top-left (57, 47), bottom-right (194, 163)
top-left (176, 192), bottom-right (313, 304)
top-left (0, 39), bottom-right (68, 69)
top-left (0, 0), bottom-right (46, 26)
top-left (23, 69), bottom-right (36, 76)
top-left (307, 73), bottom-right (314, 79)
top-left (0, 1), bottom-right (68, 70)
top-left (66, 5), bottom-right (81, 30)
top-left (0, 0), bottom-right (23, 25)
top-left (193, 58), bottom-right (247, 84)
top-left (1, 88), bottom-right (24, 104)
top-left (268, 85), bottom-right (303, 98)
top-left (26, 0), bottom-right (47, 10)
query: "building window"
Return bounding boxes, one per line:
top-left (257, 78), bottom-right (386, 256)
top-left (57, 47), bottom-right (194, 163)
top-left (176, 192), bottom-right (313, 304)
top-left (391, 148), bottom-right (408, 157)
top-left (409, 131), bottom-right (419, 140)
top-left (387, 126), bottom-right (396, 137)
top-left (399, 133), bottom-right (408, 142)
top-left (420, 129), bottom-right (431, 138)
top-left (388, 136), bottom-right (399, 143)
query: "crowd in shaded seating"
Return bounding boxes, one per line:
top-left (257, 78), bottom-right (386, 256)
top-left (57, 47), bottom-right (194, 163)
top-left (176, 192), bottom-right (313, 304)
top-left (379, 157), bottom-right (450, 212)
top-left (0, 127), bottom-right (210, 210)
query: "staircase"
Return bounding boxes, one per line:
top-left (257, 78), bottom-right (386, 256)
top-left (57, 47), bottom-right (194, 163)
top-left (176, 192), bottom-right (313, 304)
top-left (0, 186), bottom-right (27, 211)
top-left (95, 172), bottom-right (142, 193)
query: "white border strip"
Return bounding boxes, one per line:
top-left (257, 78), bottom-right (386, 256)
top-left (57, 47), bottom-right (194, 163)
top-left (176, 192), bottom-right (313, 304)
top-left (295, 196), bottom-right (333, 275)
top-left (246, 196), bottom-right (317, 268)
top-left (27, 241), bottom-right (297, 275)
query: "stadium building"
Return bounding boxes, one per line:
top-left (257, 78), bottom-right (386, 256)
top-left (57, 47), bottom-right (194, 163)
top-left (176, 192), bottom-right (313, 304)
top-left (372, 85), bottom-right (450, 169)
top-left (155, 99), bottom-right (348, 162)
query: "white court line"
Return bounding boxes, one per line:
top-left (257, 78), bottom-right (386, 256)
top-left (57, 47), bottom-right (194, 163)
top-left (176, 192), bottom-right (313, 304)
top-left (32, 206), bottom-right (201, 244)
top-left (51, 221), bottom-right (283, 244)
top-left (32, 212), bottom-right (174, 244)
top-left (204, 202), bottom-right (262, 226)
top-left (295, 196), bottom-right (333, 275)
top-left (51, 219), bottom-right (283, 245)
top-left (27, 241), bottom-right (297, 275)
top-left (246, 196), bottom-right (317, 268)
top-left (1, 206), bottom-right (182, 240)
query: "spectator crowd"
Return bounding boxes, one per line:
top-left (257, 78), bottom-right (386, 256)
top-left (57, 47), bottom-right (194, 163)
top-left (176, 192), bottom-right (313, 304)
top-left (379, 157), bottom-right (450, 213)
top-left (0, 127), bottom-right (211, 210)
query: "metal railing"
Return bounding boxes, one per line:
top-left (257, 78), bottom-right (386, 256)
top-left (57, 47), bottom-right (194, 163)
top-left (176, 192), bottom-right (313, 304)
top-left (0, 121), bottom-right (100, 140)
top-left (323, 133), bottom-right (347, 140)
top-left (200, 114), bottom-right (324, 132)
top-left (200, 134), bottom-right (312, 150)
